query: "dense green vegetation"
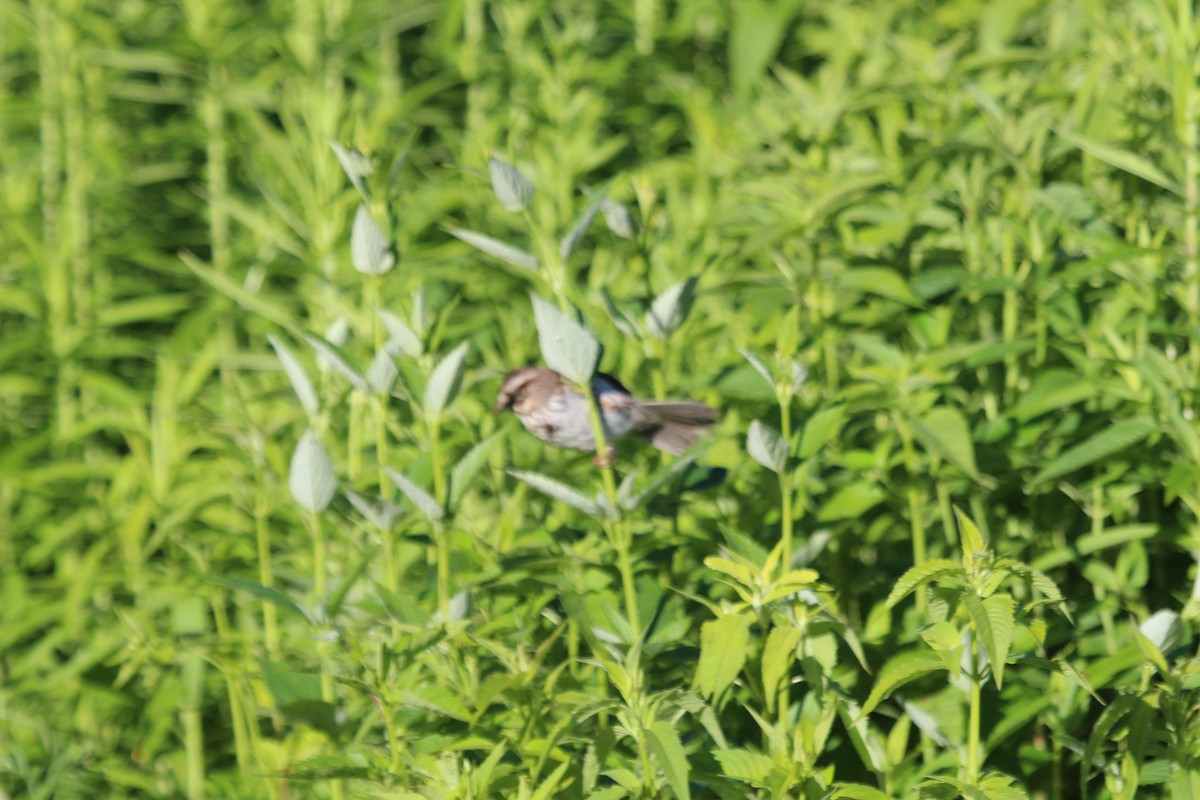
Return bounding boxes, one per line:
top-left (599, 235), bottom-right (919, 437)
top-left (5, 0), bottom-right (1200, 797)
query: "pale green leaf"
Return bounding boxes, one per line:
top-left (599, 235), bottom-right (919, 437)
top-left (268, 334), bottom-right (319, 416)
top-left (386, 468), bottom-right (444, 521)
top-left (911, 407), bottom-right (979, 480)
top-left (799, 405), bottom-right (846, 458)
top-left (423, 342), bottom-right (469, 416)
top-left (508, 469), bottom-right (600, 517)
top-left (1029, 417), bottom-right (1158, 487)
top-left (647, 721), bottom-right (690, 800)
top-left (747, 420), bottom-right (788, 473)
top-left (350, 204), bottom-right (394, 275)
top-left (289, 431), bottom-right (336, 513)
top-left (531, 295), bottom-right (601, 385)
top-left (488, 156), bottom-right (534, 212)
top-left (447, 227), bottom-right (540, 272)
top-left (695, 613), bottom-right (752, 699)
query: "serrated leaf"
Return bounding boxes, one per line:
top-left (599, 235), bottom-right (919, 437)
top-left (560, 188), bottom-right (608, 260)
top-left (965, 592), bottom-right (1014, 687)
top-left (1029, 416), bottom-right (1158, 487)
top-left (861, 650), bottom-right (947, 715)
top-left (289, 431), bottom-right (337, 513)
top-left (305, 333), bottom-right (369, 393)
top-left (601, 198), bottom-right (637, 239)
top-left (647, 721), bottom-right (690, 800)
top-left (365, 347), bottom-right (398, 394)
top-left (761, 626), bottom-right (802, 711)
top-left (911, 406), bottom-right (979, 480)
top-left (377, 307), bottom-right (423, 356)
top-left (386, 468), bottom-right (444, 521)
top-left (886, 559), bottom-right (964, 608)
top-left (268, 334), bottom-right (319, 416)
top-left (739, 348), bottom-right (775, 389)
top-left (423, 342), bottom-right (469, 416)
top-left (531, 295), bottom-right (601, 385)
top-left (645, 277), bottom-right (697, 340)
top-left (1009, 369), bottom-right (1096, 421)
top-left (450, 434), bottom-right (499, 509)
top-left (508, 469), bottom-right (600, 516)
top-left (799, 405), bottom-right (845, 458)
top-left (1059, 130), bottom-right (1181, 195)
top-left (329, 140), bottom-right (373, 198)
top-left (747, 420), bottom-right (787, 473)
top-left (488, 157), bottom-right (534, 211)
top-left (345, 489), bottom-right (401, 530)
top-left (713, 748), bottom-right (773, 784)
top-left (695, 612), bottom-right (752, 699)
top-left (447, 227), bottom-right (540, 272)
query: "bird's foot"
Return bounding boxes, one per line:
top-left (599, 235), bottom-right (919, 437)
top-left (592, 444), bottom-right (616, 468)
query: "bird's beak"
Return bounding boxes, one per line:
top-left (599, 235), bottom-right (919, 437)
top-left (493, 394), bottom-right (510, 414)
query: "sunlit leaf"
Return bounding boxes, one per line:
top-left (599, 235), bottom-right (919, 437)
top-left (488, 156), bottom-right (534, 211)
top-left (289, 431), bottom-right (337, 513)
top-left (531, 295), bottom-right (600, 385)
top-left (695, 612), bottom-right (752, 699)
top-left (423, 342), bottom-right (469, 416)
top-left (268, 334), bottom-right (319, 416)
top-left (350, 204), bottom-right (395, 275)
top-left (447, 227), bottom-right (540, 272)
top-left (386, 468), bottom-right (444, 521)
top-left (747, 420), bottom-right (787, 473)
top-left (647, 721), bottom-right (690, 800)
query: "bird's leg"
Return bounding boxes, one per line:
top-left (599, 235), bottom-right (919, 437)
top-left (592, 443), bottom-right (616, 468)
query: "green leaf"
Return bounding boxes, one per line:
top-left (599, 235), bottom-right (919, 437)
top-left (738, 348), bottom-right (775, 390)
top-left (350, 204), bottom-right (394, 275)
top-left (531, 295), bottom-right (601, 385)
top-left (911, 407), bottom-right (978, 480)
top-left (886, 559), bottom-right (964, 608)
top-left (1076, 524), bottom-right (1158, 555)
top-left (209, 577), bottom-right (309, 621)
top-left (289, 430), bottom-right (337, 513)
top-left (268, 334), bottom-right (319, 416)
top-left (329, 140), bottom-right (373, 198)
top-left (747, 420), bottom-right (788, 473)
top-left (377, 307), bottom-right (423, 356)
top-left (423, 342), bottom-right (469, 417)
top-left (488, 156), bottom-right (534, 212)
top-left (695, 612), bottom-right (752, 699)
top-left (1008, 369), bottom-right (1096, 421)
top-left (964, 592), bottom-right (1014, 687)
top-left (1029, 416), bottom-right (1158, 487)
top-left (645, 277), bottom-right (697, 340)
top-left (560, 187), bottom-right (608, 260)
top-left (861, 650), bottom-right (947, 715)
top-left (365, 347), bottom-right (398, 394)
top-left (841, 267), bottom-right (921, 306)
top-left (647, 721), bottom-right (690, 800)
top-left (447, 227), bottom-right (540, 272)
top-left (730, 0), bottom-right (795, 96)
top-left (799, 405), bottom-right (846, 458)
top-left (305, 333), bottom-right (370, 393)
top-left (761, 626), bottom-right (801, 712)
top-left (712, 748), bottom-right (773, 784)
top-left (817, 482), bottom-right (887, 522)
top-left (180, 251), bottom-right (296, 331)
top-left (1059, 130), bottom-right (1182, 195)
top-left (450, 434), bottom-right (499, 508)
top-left (508, 469), bottom-right (600, 517)
top-left (386, 468), bottom-right (444, 521)
top-left (601, 197), bottom-right (637, 239)
top-left (832, 785), bottom-right (894, 800)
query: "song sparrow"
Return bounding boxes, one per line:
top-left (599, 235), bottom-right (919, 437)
top-left (495, 366), bottom-right (718, 464)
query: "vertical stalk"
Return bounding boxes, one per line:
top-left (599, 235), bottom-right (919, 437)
top-left (779, 395), bottom-right (793, 575)
top-left (255, 491), bottom-right (280, 657)
top-left (430, 418), bottom-right (450, 620)
top-left (967, 657), bottom-right (982, 783)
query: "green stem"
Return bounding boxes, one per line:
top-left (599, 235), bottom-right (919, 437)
top-left (183, 704), bottom-right (205, 800)
top-left (779, 395), bottom-right (793, 575)
top-left (967, 656), bottom-right (982, 783)
top-left (255, 493), bottom-right (279, 657)
top-left (908, 488), bottom-right (927, 614)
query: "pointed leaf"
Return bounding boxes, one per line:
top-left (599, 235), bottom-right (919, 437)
top-left (647, 721), bottom-right (690, 800)
top-left (1140, 609), bottom-right (1182, 654)
top-left (329, 141), bottom-right (373, 198)
top-left (601, 198), bottom-right (637, 239)
top-left (386, 468), bottom-right (444, 521)
top-left (695, 612), bottom-right (752, 699)
top-left (645, 277), bottom-right (697, 340)
top-left (508, 469), bottom-right (600, 517)
top-left (423, 342), bottom-right (469, 416)
top-left (747, 420), bottom-right (787, 473)
top-left (560, 188), bottom-right (608, 260)
top-left (345, 489), bottom-right (401, 530)
top-left (365, 347), bottom-right (398, 394)
top-left (488, 157), bottom-right (534, 211)
top-left (531, 295), bottom-right (600, 385)
top-left (449, 434), bottom-right (499, 508)
top-left (289, 431), bottom-right (337, 513)
top-left (911, 407), bottom-right (979, 480)
top-left (447, 227), bottom-right (540, 272)
top-left (1029, 416), bottom-right (1158, 487)
top-left (761, 626), bottom-right (802, 711)
top-left (712, 748), bottom-right (773, 783)
top-left (268, 334), bottom-right (319, 416)
top-left (350, 204), bottom-right (395, 275)
top-left (739, 348), bottom-right (775, 389)
top-left (305, 333), bottom-right (369, 392)
top-left (798, 405), bottom-right (845, 458)
top-left (817, 481), bottom-right (886, 521)
top-left (964, 592), bottom-right (1014, 687)
top-left (377, 307), bottom-right (423, 356)
top-left (861, 650), bottom-right (947, 715)
top-left (1059, 130), bottom-right (1181, 195)
top-left (885, 559), bottom-right (964, 608)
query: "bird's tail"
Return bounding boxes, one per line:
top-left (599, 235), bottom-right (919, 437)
top-left (639, 401), bottom-right (718, 455)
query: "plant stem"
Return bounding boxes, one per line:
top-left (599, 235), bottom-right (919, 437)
top-left (779, 394), bottom-right (793, 575)
top-left (255, 491), bottom-right (279, 658)
top-left (430, 417), bottom-right (451, 620)
top-left (967, 639), bottom-right (982, 783)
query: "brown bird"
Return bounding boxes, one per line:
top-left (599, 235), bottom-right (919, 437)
top-left (495, 367), bottom-right (717, 464)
